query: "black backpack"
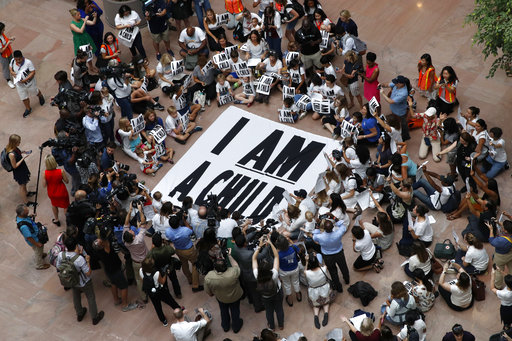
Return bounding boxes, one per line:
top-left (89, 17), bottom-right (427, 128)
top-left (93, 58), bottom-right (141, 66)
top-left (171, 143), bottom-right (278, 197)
top-left (349, 173), bottom-right (365, 192)
top-left (286, 0), bottom-right (305, 19)
top-left (1, 149), bottom-right (13, 172)
top-left (142, 271), bottom-right (158, 296)
top-left (407, 326), bottom-right (420, 341)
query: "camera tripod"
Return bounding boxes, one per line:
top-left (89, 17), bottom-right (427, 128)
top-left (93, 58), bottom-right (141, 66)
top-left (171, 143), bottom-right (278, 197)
top-left (31, 144), bottom-right (46, 214)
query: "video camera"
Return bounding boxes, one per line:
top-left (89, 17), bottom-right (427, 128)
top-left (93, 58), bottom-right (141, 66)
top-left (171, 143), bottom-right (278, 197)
top-left (144, 0), bottom-right (158, 18)
top-left (205, 194), bottom-right (219, 227)
top-left (100, 64), bottom-right (134, 79)
top-left (42, 134), bottom-right (85, 150)
top-left (50, 88), bottom-right (89, 109)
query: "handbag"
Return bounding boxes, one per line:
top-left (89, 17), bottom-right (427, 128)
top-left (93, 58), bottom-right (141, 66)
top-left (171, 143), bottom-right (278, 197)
top-left (36, 223), bottom-right (49, 245)
top-left (472, 275), bottom-right (486, 301)
top-left (170, 257), bottom-right (182, 271)
top-left (431, 257), bottom-right (443, 274)
top-left (434, 239), bottom-right (456, 259)
top-left (192, 90), bottom-right (206, 108)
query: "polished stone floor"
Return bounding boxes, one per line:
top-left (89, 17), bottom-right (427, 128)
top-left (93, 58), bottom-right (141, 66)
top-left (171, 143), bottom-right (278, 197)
top-left (0, 0), bottom-right (509, 340)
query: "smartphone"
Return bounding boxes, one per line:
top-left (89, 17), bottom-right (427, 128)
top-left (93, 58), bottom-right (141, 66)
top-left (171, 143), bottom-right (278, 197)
top-left (493, 263), bottom-right (498, 270)
top-left (25, 150), bottom-right (32, 155)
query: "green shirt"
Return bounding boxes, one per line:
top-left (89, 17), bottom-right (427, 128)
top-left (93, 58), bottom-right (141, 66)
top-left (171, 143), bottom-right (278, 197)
top-left (204, 267), bottom-right (243, 304)
top-left (148, 245), bottom-right (176, 269)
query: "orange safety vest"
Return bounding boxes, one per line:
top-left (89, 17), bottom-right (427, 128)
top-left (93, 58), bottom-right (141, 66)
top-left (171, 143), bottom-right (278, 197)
top-left (101, 39), bottom-right (121, 63)
top-left (225, 0), bottom-right (244, 14)
top-left (417, 64), bottom-right (436, 91)
top-left (0, 33), bottom-right (13, 58)
top-left (438, 81), bottom-right (457, 103)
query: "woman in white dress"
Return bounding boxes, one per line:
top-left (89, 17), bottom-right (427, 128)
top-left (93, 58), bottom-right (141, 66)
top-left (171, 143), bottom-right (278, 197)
top-left (304, 251), bottom-right (335, 329)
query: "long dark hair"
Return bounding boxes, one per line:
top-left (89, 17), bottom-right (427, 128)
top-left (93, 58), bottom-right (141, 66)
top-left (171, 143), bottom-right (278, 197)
top-left (330, 193), bottom-right (347, 214)
top-left (118, 5), bottom-right (132, 17)
top-left (355, 144), bottom-right (371, 164)
top-left (377, 212), bottom-right (393, 235)
top-left (487, 179), bottom-right (500, 206)
top-left (103, 32), bottom-right (116, 44)
top-left (249, 30), bottom-right (262, 44)
top-left (307, 252), bottom-right (320, 270)
top-left (443, 117), bottom-right (460, 136)
top-left (412, 268), bottom-right (433, 292)
top-left (313, 8), bottom-right (327, 21)
top-left (418, 53), bottom-right (432, 71)
top-left (410, 240), bottom-right (429, 263)
top-left (440, 66), bottom-right (458, 83)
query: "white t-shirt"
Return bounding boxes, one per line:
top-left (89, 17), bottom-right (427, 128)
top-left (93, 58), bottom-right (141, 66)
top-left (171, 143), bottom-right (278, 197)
top-left (115, 11), bottom-right (141, 27)
top-left (262, 58), bottom-right (283, 75)
top-left (342, 177), bottom-right (357, 193)
top-left (289, 66), bottom-right (305, 85)
top-left (172, 94), bottom-right (187, 111)
top-left (408, 254), bottom-right (431, 275)
top-left (152, 214), bottom-right (170, 238)
top-left (171, 319), bottom-right (208, 341)
top-left (497, 288), bottom-right (512, 306)
top-left (178, 27), bottom-right (206, 48)
top-left (217, 218), bottom-right (238, 238)
top-left (355, 230), bottom-right (376, 260)
top-left (430, 185), bottom-right (454, 210)
top-left (472, 130), bottom-right (488, 148)
top-left (489, 137), bottom-right (507, 162)
top-left (464, 245), bottom-right (489, 271)
top-left (118, 129), bottom-right (133, 150)
top-left (398, 319), bottom-right (427, 341)
top-left (216, 80), bottom-right (230, 95)
top-left (107, 78), bottom-right (131, 98)
top-left (413, 218), bottom-right (433, 242)
top-left (331, 207), bottom-right (350, 228)
top-left (165, 115), bottom-right (179, 135)
top-left (324, 64), bottom-right (336, 78)
top-left (450, 280), bottom-right (472, 307)
top-left (11, 58), bottom-right (36, 86)
top-left (322, 84), bottom-right (344, 100)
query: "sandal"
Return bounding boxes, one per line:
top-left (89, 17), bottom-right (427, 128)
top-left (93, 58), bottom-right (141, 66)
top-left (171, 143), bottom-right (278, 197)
top-left (296, 292), bottom-right (302, 302)
top-left (52, 219), bottom-right (61, 227)
top-left (373, 263), bottom-right (382, 273)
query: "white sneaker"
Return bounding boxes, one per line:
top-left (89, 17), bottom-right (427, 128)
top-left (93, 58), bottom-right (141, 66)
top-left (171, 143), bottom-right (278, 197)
top-left (7, 80), bottom-right (15, 89)
top-left (299, 111), bottom-right (307, 120)
top-left (206, 99), bottom-right (211, 107)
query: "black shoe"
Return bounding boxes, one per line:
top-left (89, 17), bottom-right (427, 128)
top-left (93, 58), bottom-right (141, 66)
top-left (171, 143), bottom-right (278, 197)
top-left (153, 96), bottom-right (160, 103)
top-left (77, 307), bottom-right (87, 322)
top-left (153, 103), bottom-right (165, 111)
top-left (175, 294), bottom-right (183, 299)
top-left (27, 191), bottom-right (36, 197)
top-left (192, 285), bottom-right (204, 292)
top-left (39, 96), bottom-right (45, 106)
top-left (322, 312), bottom-right (329, 326)
top-left (336, 286), bottom-right (343, 293)
top-left (314, 315), bottom-right (320, 329)
top-left (92, 311), bottom-right (104, 325)
top-left (345, 278), bottom-right (350, 285)
top-left (233, 319), bottom-right (243, 333)
top-left (174, 138), bottom-right (187, 145)
top-left (169, 25), bottom-right (177, 31)
top-left (23, 109), bottom-right (32, 118)
top-left (27, 201), bottom-right (37, 207)
top-left (460, 186), bottom-right (467, 193)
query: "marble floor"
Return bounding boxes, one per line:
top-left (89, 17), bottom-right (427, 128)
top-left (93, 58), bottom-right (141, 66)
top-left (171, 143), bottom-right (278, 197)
top-left (0, 0), bottom-right (509, 340)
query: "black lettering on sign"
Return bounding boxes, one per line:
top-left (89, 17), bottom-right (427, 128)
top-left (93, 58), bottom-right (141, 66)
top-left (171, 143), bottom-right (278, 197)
top-left (169, 161), bottom-right (210, 201)
top-left (211, 117), bottom-right (250, 155)
top-left (236, 181), bottom-right (268, 214)
top-left (238, 130), bottom-right (283, 171)
top-left (264, 136), bottom-right (325, 182)
top-left (250, 185), bottom-right (286, 218)
top-left (196, 170), bottom-right (234, 205)
top-left (216, 174), bottom-right (252, 208)
top-left (227, 178), bottom-right (262, 212)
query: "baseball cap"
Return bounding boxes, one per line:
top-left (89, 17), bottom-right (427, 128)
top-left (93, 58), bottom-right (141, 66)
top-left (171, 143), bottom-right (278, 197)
top-left (294, 189), bottom-right (307, 198)
top-left (425, 107), bottom-right (437, 117)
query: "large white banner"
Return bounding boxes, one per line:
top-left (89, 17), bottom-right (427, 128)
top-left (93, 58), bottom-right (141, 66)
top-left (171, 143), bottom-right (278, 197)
top-left (153, 107), bottom-right (338, 219)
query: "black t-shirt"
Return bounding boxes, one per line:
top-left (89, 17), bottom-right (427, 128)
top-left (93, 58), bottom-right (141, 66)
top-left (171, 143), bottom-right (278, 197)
top-left (442, 331), bottom-right (475, 341)
top-left (343, 60), bottom-right (360, 84)
top-left (478, 210), bottom-right (495, 241)
top-left (295, 27), bottom-right (321, 55)
top-left (97, 246), bottom-right (122, 274)
top-left (144, 0), bottom-right (168, 34)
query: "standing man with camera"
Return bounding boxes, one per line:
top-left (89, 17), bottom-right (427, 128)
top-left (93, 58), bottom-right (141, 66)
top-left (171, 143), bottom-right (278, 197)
top-left (72, 50), bottom-right (91, 90)
top-left (82, 106), bottom-right (104, 150)
top-left (294, 19), bottom-right (322, 70)
top-left (105, 60), bottom-right (133, 119)
top-left (144, 0), bottom-right (173, 60)
top-left (149, 233), bottom-right (183, 299)
top-left (66, 190), bottom-right (96, 245)
top-left (15, 203), bottom-right (50, 270)
top-left (51, 132), bottom-right (82, 196)
top-left (204, 249), bottom-right (244, 333)
top-left (9, 50), bottom-right (45, 117)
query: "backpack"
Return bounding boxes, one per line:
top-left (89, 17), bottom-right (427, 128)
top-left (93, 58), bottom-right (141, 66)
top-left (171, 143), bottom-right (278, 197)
top-left (440, 186), bottom-right (461, 213)
top-left (407, 326), bottom-right (420, 341)
top-left (17, 221), bottom-right (49, 245)
top-left (285, 0), bottom-right (305, 19)
top-left (57, 252), bottom-right (81, 288)
top-left (349, 173), bottom-right (365, 192)
top-left (1, 149), bottom-right (13, 172)
top-left (49, 233), bottom-right (66, 267)
top-left (350, 35), bottom-right (367, 55)
top-left (142, 271), bottom-right (158, 296)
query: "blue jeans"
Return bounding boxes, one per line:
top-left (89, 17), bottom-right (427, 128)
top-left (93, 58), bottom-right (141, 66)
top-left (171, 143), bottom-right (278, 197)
top-left (482, 155), bottom-right (506, 179)
top-left (265, 36), bottom-right (282, 59)
top-left (116, 96), bottom-right (133, 120)
top-left (193, 0), bottom-right (212, 30)
top-left (294, 94), bottom-right (312, 111)
top-left (413, 178), bottom-right (436, 210)
top-left (218, 299), bottom-right (243, 332)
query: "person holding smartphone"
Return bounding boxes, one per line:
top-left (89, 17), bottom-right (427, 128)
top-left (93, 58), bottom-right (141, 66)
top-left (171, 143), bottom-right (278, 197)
top-left (5, 134), bottom-right (35, 205)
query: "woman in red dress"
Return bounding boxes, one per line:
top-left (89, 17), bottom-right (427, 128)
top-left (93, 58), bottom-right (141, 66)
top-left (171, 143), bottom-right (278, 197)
top-left (43, 155), bottom-right (70, 226)
top-left (362, 52), bottom-right (380, 103)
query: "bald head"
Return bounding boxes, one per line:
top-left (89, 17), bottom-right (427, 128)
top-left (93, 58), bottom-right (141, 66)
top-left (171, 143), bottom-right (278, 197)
top-left (198, 206), bottom-right (207, 218)
top-left (75, 190), bottom-right (87, 201)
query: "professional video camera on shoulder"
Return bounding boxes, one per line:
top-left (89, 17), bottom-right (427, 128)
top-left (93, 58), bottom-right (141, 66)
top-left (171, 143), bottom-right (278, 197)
top-left (50, 87), bottom-right (90, 110)
top-left (100, 60), bottom-right (134, 80)
top-left (205, 194), bottom-right (219, 227)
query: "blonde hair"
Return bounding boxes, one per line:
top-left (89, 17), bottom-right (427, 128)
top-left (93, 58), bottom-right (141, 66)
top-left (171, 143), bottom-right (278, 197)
top-left (305, 211), bottom-right (314, 221)
top-left (134, 147), bottom-right (144, 156)
top-left (100, 87), bottom-right (110, 97)
top-left (167, 106), bottom-right (177, 115)
top-left (45, 155), bottom-right (58, 170)
top-left (119, 117), bottom-right (131, 132)
top-left (6, 134), bottom-right (21, 153)
top-left (340, 9), bottom-right (351, 19)
top-left (69, 8), bottom-right (79, 16)
top-left (216, 73), bottom-right (226, 82)
top-left (345, 50), bottom-right (358, 63)
top-left (160, 53), bottom-right (173, 66)
top-left (205, 9), bottom-right (216, 25)
top-left (360, 318), bottom-right (374, 336)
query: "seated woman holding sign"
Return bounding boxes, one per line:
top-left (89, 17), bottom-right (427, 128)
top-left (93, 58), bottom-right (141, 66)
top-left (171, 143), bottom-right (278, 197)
top-left (115, 5), bottom-right (147, 62)
top-left (117, 117), bottom-right (143, 160)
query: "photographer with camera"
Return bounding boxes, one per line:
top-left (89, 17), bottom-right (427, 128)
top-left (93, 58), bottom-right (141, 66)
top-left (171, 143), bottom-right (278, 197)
top-left (149, 233), bottom-right (183, 299)
top-left (51, 132), bottom-right (82, 196)
top-left (143, 0), bottom-right (173, 60)
top-left (122, 202), bottom-right (149, 305)
top-left (15, 203), bottom-right (50, 270)
top-left (105, 59), bottom-right (133, 120)
top-left (66, 190), bottom-right (97, 245)
top-left (100, 141), bottom-right (117, 171)
top-left (72, 50), bottom-right (93, 90)
top-left (82, 103), bottom-right (104, 150)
